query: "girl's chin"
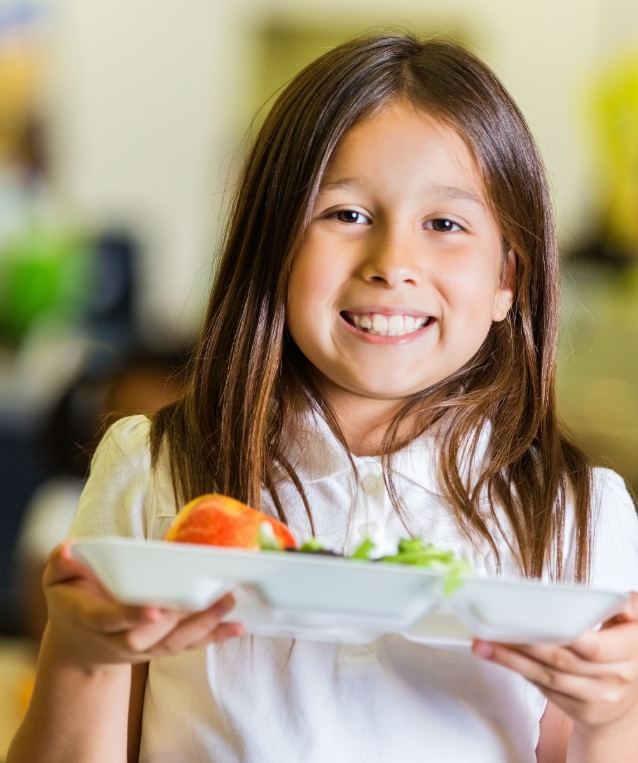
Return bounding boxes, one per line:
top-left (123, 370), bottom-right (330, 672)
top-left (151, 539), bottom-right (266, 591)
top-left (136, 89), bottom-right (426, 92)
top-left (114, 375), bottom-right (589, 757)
top-left (329, 376), bottom-right (436, 402)
top-left (313, 361), bottom-right (443, 401)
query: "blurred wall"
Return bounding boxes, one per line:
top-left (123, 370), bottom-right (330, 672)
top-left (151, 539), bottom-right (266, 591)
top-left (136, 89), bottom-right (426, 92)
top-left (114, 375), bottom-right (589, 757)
top-left (50, 1), bottom-right (246, 346)
top-left (47, 0), bottom-right (638, 343)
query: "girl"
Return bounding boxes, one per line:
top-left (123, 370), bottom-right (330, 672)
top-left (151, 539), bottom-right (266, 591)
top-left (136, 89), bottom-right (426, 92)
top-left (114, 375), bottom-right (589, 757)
top-left (9, 33), bottom-right (638, 763)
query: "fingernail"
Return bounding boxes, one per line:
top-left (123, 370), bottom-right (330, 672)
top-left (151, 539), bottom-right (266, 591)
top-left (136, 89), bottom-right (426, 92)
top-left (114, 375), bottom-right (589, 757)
top-left (473, 641), bottom-right (494, 659)
top-left (141, 607), bottom-right (162, 623)
top-left (213, 595), bottom-right (234, 616)
top-left (226, 623), bottom-right (244, 639)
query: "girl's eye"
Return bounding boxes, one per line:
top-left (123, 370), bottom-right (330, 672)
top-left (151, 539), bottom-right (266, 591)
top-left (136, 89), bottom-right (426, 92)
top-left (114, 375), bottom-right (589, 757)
top-left (331, 210), bottom-right (370, 224)
top-left (426, 218), bottom-right (462, 232)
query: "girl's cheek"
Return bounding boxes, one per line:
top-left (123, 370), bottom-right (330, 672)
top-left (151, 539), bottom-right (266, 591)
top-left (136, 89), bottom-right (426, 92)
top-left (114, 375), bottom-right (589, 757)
top-left (438, 270), bottom-right (498, 324)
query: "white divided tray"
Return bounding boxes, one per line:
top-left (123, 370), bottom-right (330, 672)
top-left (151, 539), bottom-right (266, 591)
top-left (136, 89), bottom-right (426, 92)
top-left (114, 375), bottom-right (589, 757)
top-left (71, 538), bottom-right (629, 648)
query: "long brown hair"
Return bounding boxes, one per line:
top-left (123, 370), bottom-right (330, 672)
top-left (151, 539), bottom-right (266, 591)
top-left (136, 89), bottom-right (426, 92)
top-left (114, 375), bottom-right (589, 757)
top-left (151, 33), bottom-right (592, 580)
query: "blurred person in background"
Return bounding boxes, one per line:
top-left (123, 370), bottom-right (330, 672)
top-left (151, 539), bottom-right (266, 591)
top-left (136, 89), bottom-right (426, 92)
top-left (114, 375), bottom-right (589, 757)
top-left (14, 350), bottom-right (185, 641)
top-left (0, 227), bottom-right (148, 635)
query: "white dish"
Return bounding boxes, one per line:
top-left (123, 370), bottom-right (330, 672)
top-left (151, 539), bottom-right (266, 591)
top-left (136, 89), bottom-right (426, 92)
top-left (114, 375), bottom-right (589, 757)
top-left (71, 537), bottom-right (629, 647)
top-left (405, 577), bottom-right (628, 647)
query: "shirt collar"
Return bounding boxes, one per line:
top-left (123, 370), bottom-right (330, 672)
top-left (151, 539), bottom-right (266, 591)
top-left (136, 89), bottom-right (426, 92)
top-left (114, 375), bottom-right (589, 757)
top-left (282, 407), bottom-right (449, 494)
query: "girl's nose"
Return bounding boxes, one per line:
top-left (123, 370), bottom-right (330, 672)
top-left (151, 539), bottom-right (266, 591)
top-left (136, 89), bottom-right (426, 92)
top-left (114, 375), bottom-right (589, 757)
top-left (359, 231), bottom-right (420, 287)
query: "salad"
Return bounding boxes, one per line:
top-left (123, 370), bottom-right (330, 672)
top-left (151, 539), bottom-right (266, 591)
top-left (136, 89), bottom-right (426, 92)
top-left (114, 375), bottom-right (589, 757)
top-left (258, 524), bottom-right (470, 595)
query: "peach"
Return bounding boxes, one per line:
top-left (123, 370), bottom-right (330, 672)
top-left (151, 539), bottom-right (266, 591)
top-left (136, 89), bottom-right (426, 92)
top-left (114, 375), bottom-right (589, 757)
top-left (164, 493), bottom-right (297, 550)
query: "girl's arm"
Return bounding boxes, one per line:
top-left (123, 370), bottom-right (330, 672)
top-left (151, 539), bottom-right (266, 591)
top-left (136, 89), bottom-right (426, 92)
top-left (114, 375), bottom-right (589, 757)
top-left (8, 626), bottom-right (132, 762)
top-left (7, 544), bottom-right (242, 763)
top-left (128, 664), bottom-right (149, 763)
top-left (537, 702), bottom-right (572, 763)
top-left (473, 593), bottom-right (638, 763)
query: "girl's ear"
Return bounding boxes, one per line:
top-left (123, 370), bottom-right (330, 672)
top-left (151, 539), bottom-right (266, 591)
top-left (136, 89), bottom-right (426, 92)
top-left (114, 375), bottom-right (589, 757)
top-left (492, 249), bottom-right (516, 322)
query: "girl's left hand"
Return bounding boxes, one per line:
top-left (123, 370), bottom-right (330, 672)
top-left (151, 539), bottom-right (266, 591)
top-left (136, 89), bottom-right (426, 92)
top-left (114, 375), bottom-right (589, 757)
top-left (472, 592), bottom-right (638, 730)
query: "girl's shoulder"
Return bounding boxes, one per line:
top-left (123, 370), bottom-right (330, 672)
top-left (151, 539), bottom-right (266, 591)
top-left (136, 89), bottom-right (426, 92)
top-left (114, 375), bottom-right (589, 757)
top-left (68, 414), bottom-right (177, 542)
top-left (95, 413), bottom-right (152, 469)
top-left (587, 467), bottom-right (638, 591)
top-left (591, 466), bottom-right (636, 527)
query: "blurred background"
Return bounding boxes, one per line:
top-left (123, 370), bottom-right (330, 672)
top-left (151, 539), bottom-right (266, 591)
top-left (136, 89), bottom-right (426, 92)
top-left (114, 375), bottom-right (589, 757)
top-left (1, 0), bottom-right (638, 752)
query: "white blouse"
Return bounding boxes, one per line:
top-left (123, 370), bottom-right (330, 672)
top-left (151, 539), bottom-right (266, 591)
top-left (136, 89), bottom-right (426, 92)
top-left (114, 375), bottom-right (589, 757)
top-left (69, 414), bottom-right (638, 763)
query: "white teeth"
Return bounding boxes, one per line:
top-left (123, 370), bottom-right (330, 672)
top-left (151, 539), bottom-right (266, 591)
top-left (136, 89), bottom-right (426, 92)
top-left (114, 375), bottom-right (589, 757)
top-left (347, 312), bottom-right (430, 336)
top-left (388, 315), bottom-right (404, 333)
top-left (372, 314), bottom-right (388, 332)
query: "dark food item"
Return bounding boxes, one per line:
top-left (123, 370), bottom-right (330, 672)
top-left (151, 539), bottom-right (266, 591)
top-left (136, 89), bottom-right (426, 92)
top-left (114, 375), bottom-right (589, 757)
top-left (285, 547), bottom-right (341, 557)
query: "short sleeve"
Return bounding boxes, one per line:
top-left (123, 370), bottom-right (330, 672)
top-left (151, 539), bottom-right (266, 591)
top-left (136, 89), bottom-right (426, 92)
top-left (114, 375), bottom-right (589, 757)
top-left (588, 468), bottom-right (638, 592)
top-left (68, 415), bottom-right (154, 541)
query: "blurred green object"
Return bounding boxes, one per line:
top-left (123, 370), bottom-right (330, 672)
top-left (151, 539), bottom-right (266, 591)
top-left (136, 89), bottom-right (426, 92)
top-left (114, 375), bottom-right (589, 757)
top-left (0, 228), bottom-right (91, 341)
top-left (589, 52), bottom-right (638, 256)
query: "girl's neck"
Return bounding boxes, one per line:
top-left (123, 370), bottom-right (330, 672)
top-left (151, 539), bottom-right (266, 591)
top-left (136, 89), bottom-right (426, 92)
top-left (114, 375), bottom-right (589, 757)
top-left (321, 380), bottom-right (411, 457)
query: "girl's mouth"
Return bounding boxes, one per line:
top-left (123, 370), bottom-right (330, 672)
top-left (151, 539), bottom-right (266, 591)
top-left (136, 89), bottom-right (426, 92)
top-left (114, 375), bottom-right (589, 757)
top-left (340, 311), bottom-right (435, 337)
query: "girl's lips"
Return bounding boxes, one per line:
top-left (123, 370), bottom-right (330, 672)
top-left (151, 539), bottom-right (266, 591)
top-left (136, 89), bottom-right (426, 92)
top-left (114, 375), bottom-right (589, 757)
top-left (338, 311), bottom-right (436, 344)
top-left (344, 306), bottom-right (432, 317)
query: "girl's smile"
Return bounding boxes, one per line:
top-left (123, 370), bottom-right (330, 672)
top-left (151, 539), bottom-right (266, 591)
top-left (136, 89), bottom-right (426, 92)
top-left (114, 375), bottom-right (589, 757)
top-left (339, 308), bottom-right (435, 343)
top-left (287, 99), bottom-right (516, 413)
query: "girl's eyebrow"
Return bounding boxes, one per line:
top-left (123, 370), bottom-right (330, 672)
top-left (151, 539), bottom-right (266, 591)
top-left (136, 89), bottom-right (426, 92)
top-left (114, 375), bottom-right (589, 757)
top-left (319, 178), bottom-right (487, 212)
top-left (319, 177), bottom-right (361, 192)
top-left (428, 183), bottom-right (487, 211)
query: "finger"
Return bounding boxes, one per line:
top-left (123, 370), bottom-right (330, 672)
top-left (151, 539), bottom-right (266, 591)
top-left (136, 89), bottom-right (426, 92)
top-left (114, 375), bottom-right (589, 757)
top-left (114, 609), bottom-right (187, 652)
top-left (185, 622), bottom-right (245, 650)
top-left (130, 594), bottom-right (237, 654)
top-left (602, 592), bottom-right (638, 627)
top-left (473, 641), bottom-right (602, 701)
top-left (47, 543), bottom-right (172, 631)
top-left (149, 621), bottom-right (245, 656)
top-left (107, 595), bottom-right (237, 654)
top-left (535, 684), bottom-right (586, 720)
top-left (53, 583), bottom-right (164, 633)
top-left (120, 621), bottom-right (245, 663)
top-left (44, 543), bottom-right (102, 587)
top-left (511, 642), bottom-right (612, 678)
top-left (569, 621), bottom-right (638, 663)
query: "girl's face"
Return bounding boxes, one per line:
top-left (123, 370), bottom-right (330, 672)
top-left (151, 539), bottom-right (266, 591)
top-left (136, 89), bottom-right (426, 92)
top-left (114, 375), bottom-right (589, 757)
top-left (287, 100), bottom-right (515, 407)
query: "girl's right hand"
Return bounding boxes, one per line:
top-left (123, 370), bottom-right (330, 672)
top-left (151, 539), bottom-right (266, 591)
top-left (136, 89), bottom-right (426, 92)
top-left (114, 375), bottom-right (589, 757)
top-left (43, 542), bottom-right (244, 670)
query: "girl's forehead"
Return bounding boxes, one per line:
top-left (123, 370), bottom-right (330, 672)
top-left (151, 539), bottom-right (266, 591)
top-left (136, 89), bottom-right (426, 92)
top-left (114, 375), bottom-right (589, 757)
top-left (320, 100), bottom-right (488, 202)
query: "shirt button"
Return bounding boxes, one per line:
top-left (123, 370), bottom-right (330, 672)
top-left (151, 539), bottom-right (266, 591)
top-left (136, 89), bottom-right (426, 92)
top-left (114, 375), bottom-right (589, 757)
top-left (361, 474), bottom-right (382, 494)
top-left (358, 522), bottom-right (377, 539)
